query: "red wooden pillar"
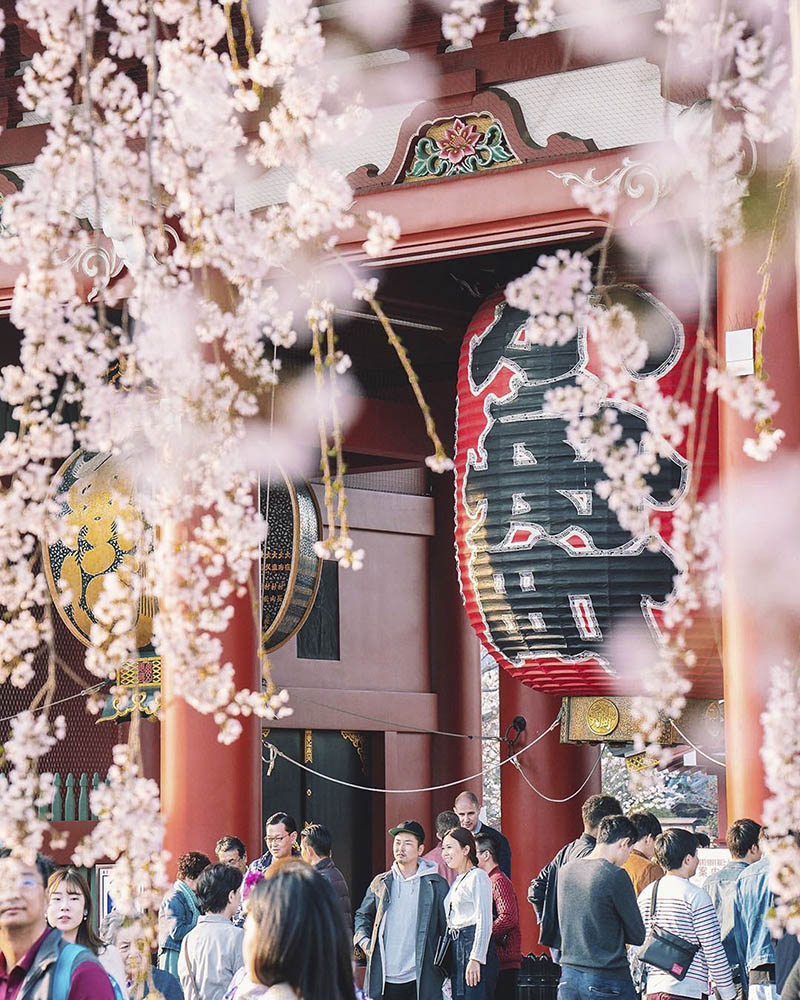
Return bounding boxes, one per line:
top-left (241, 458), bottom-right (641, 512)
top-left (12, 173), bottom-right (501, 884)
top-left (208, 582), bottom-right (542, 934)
top-left (718, 223), bottom-right (800, 824)
top-left (161, 575), bottom-right (262, 869)
top-left (499, 673), bottom-right (601, 954)
top-left (429, 472), bottom-right (483, 821)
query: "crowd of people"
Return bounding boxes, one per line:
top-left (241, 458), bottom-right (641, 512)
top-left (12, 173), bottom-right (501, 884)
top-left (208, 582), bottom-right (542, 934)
top-left (527, 795), bottom-right (800, 1000)
top-left (1, 789), bottom-right (799, 1000)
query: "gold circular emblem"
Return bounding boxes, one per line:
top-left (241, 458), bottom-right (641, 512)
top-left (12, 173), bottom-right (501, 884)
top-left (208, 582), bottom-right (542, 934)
top-left (586, 698), bottom-right (620, 737)
top-left (44, 449), bottom-right (156, 650)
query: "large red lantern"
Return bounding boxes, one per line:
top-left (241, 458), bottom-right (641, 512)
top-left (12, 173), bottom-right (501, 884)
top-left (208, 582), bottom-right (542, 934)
top-left (454, 287), bottom-right (709, 695)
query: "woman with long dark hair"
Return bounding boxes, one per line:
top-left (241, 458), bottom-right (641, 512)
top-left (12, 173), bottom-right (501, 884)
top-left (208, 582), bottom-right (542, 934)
top-left (243, 859), bottom-right (355, 1000)
top-left (47, 866), bottom-right (128, 996)
top-left (441, 827), bottom-right (498, 1000)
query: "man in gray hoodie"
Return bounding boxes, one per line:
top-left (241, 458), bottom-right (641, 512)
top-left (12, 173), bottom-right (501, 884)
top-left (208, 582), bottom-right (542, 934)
top-left (354, 821), bottom-right (449, 1000)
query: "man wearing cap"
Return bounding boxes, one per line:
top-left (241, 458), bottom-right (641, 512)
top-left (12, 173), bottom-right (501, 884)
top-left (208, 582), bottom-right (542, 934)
top-left (354, 820), bottom-right (449, 1000)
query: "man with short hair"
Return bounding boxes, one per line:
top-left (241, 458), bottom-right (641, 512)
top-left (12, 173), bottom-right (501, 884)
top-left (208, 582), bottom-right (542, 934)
top-left (214, 835), bottom-right (248, 874)
top-left (476, 834), bottom-right (521, 1000)
top-left (733, 832), bottom-right (777, 1000)
top-left (622, 812), bottom-right (663, 896)
top-left (178, 863), bottom-right (243, 1000)
top-left (235, 812), bottom-right (299, 926)
top-left (454, 791), bottom-right (511, 877)
top-left (704, 819), bottom-right (762, 996)
top-left (528, 793), bottom-right (623, 958)
top-left (0, 852), bottom-right (115, 1000)
top-left (557, 815), bottom-right (645, 1000)
top-left (354, 820), bottom-right (448, 1000)
top-left (247, 811), bottom-right (298, 874)
top-left (422, 810), bottom-right (459, 886)
top-left (639, 829), bottom-right (736, 1000)
top-left (300, 823), bottom-right (351, 926)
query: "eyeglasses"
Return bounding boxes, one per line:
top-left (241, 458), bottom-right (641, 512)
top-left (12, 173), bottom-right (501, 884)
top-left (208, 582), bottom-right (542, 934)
top-left (1, 875), bottom-right (41, 893)
top-left (265, 834), bottom-right (288, 845)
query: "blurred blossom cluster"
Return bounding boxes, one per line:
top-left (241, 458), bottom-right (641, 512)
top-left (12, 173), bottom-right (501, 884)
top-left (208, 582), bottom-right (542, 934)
top-left (505, 250), bottom-right (593, 346)
top-left (0, 0), bottom-right (459, 902)
top-left (761, 661), bottom-right (800, 935)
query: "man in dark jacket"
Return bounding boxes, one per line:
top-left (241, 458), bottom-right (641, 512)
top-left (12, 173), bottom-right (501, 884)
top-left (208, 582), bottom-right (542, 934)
top-left (354, 821), bottom-right (448, 1000)
top-left (454, 790), bottom-right (512, 877)
top-left (528, 793), bottom-right (622, 959)
top-left (0, 852), bottom-right (115, 1000)
top-left (300, 824), bottom-right (351, 928)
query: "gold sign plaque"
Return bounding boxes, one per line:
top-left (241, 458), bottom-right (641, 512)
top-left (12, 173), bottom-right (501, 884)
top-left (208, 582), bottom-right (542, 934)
top-left (586, 698), bottom-right (620, 736)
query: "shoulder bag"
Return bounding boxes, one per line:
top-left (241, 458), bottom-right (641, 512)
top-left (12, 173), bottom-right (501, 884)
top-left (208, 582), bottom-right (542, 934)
top-left (434, 932), bottom-right (453, 978)
top-left (638, 879), bottom-right (700, 982)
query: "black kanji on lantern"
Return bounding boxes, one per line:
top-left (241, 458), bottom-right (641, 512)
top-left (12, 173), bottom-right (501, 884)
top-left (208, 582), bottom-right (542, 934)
top-left (460, 301), bottom-right (686, 670)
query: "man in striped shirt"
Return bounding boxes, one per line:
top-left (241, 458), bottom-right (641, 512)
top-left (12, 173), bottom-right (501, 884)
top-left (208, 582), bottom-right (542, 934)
top-left (638, 829), bottom-right (736, 1000)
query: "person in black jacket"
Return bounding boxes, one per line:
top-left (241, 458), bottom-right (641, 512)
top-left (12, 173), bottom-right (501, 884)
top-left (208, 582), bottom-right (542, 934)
top-left (300, 824), bottom-right (351, 929)
top-left (453, 791), bottom-right (512, 878)
top-left (527, 794), bottom-right (622, 960)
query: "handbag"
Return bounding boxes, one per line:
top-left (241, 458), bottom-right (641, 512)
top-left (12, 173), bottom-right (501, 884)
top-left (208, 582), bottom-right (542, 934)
top-left (638, 879), bottom-right (700, 982)
top-left (434, 932), bottom-right (453, 978)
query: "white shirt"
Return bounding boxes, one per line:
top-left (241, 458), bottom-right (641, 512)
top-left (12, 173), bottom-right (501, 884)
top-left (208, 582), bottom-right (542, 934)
top-left (444, 866), bottom-right (493, 964)
top-left (179, 914), bottom-right (244, 1000)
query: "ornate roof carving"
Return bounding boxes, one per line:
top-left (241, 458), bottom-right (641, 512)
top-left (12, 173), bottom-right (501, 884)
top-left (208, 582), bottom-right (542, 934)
top-left (347, 90), bottom-right (596, 193)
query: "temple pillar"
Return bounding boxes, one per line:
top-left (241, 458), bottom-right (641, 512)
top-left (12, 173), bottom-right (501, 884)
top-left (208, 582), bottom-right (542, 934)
top-left (718, 218), bottom-right (800, 824)
top-left (499, 673), bottom-right (601, 953)
top-left (161, 574), bottom-right (262, 869)
top-left (429, 472), bottom-right (483, 820)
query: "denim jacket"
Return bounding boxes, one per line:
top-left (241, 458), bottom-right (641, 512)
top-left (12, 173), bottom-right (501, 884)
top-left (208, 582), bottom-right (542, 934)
top-left (158, 881), bottom-right (201, 954)
top-left (705, 860), bottom-right (748, 979)
top-left (733, 857), bottom-right (775, 992)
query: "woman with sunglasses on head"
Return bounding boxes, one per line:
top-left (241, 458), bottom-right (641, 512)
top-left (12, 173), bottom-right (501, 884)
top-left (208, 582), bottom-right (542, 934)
top-left (47, 866), bottom-right (129, 997)
top-left (441, 827), bottom-right (498, 1000)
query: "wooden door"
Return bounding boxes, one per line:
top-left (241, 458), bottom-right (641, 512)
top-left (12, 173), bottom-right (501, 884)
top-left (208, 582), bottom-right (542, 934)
top-left (262, 729), bottom-right (373, 913)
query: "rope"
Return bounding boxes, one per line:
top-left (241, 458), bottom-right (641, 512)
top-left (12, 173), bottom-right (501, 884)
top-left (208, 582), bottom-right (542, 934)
top-left (288, 691), bottom-right (506, 742)
top-left (670, 722), bottom-right (726, 768)
top-left (0, 683), bottom-right (106, 724)
top-left (262, 711), bottom-right (562, 794)
top-left (509, 748), bottom-right (603, 803)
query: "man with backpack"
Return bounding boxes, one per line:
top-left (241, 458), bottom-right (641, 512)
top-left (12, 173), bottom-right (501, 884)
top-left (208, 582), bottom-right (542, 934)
top-left (0, 851), bottom-right (116, 1000)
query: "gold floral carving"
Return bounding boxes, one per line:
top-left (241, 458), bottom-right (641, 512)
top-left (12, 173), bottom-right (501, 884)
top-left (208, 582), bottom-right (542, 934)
top-left (341, 730), bottom-right (367, 773)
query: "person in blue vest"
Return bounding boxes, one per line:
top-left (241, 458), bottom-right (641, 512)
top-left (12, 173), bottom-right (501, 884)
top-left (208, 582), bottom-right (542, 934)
top-left (0, 851), bottom-right (116, 1000)
top-left (157, 852), bottom-right (210, 977)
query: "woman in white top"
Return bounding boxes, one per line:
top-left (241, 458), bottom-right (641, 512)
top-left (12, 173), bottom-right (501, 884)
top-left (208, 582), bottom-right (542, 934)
top-left (441, 827), bottom-right (498, 1000)
top-left (46, 867), bottom-right (129, 997)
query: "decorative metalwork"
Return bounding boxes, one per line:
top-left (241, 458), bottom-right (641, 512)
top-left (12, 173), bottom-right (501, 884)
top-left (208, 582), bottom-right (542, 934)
top-left (98, 656), bottom-right (161, 723)
top-left (341, 731), bottom-right (367, 773)
top-left (703, 700), bottom-right (724, 738)
top-left (55, 224), bottom-right (179, 302)
top-left (625, 751), bottom-right (658, 771)
top-left (404, 115), bottom-right (519, 183)
top-left (304, 729), bottom-right (313, 764)
top-left (586, 698), bottom-right (620, 737)
top-left (548, 157), bottom-right (661, 224)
